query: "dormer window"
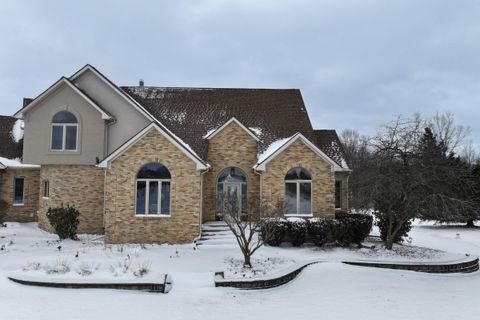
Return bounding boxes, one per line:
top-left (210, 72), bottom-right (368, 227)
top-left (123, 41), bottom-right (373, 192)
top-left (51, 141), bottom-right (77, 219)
top-left (51, 111), bottom-right (78, 151)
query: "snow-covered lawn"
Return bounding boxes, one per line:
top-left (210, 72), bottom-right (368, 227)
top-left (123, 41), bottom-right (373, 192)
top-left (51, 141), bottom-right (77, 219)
top-left (0, 220), bottom-right (479, 320)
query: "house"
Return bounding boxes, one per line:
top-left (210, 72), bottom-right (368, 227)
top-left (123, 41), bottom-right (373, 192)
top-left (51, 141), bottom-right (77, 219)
top-left (0, 64), bottom-right (350, 244)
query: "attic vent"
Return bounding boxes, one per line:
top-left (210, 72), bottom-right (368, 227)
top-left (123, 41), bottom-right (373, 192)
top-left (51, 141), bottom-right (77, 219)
top-left (139, 79), bottom-right (144, 87)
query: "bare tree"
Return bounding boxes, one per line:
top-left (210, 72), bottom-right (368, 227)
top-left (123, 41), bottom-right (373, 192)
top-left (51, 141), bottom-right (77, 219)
top-left (220, 194), bottom-right (282, 268)
top-left (428, 112), bottom-right (470, 154)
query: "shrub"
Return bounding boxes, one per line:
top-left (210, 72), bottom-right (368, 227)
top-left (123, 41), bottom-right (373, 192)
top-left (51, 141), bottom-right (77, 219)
top-left (307, 219), bottom-right (335, 246)
top-left (260, 219), bottom-right (288, 246)
top-left (287, 219), bottom-right (308, 246)
top-left (46, 204), bottom-right (80, 240)
top-left (336, 213), bottom-right (373, 244)
top-left (0, 199), bottom-right (7, 225)
top-left (376, 214), bottom-right (412, 244)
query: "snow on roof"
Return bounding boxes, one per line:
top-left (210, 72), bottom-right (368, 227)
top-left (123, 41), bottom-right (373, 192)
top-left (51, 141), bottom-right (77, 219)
top-left (256, 136), bottom-right (292, 164)
top-left (0, 157), bottom-right (39, 169)
top-left (248, 127), bottom-right (263, 137)
top-left (10, 119), bottom-right (24, 143)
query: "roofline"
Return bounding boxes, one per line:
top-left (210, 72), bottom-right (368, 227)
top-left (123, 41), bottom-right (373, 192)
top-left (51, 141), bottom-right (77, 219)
top-left (204, 117), bottom-right (260, 141)
top-left (0, 162), bottom-right (6, 169)
top-left (13, 77), bottom-right (112, 120)
top-left (97, 122), bottom-right (209, 171)
top-left (254, 133), bottom-right (347, 172)
top-left (69, 64), bottom-right (157, 122)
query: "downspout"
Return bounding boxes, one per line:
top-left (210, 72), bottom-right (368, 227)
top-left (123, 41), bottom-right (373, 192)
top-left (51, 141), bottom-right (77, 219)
top-left (194, 167), bottom-right (211, 243)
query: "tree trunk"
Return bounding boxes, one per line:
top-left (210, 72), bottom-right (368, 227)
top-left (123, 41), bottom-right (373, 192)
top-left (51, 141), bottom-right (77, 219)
top-left (243, 253), bottom-right (252, 268)
top-left (385, 234), bottom-right (394, 250)
top-left (466, 219), bottom-right (475, 228)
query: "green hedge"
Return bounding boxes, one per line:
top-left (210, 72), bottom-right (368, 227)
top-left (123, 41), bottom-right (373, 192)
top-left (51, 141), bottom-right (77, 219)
top-left (261, 214), bottom-right (373, 247)
top-left (46, 204), bottom-right (80, 240)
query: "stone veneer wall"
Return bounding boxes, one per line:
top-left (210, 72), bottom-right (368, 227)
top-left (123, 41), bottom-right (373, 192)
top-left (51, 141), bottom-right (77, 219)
top-left (335, 171), bottom-right (349, 212)
top-left (0, 168), bottom-right (39, 222)
top-left (38, 165), bottom-right (104, 234)
top-left (202, 121), bottom-right (260, 222)
top-left (104, 129), bottom-right (202, 244)
top-left (260, 139), bottom-right (335, 218)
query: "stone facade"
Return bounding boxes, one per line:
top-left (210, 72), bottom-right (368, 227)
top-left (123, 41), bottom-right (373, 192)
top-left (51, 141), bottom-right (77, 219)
top-left (335, 171), bottom-right (349, 212)
top-left (38, 165), bottom-right (104, 234)
top-left (104, 128), bottom-right (202, 244)
top-left (260, 139), bottom-right (336, 219)
top-left (0, 168), bottom-right (39, 222)
top-left (202, 121), bottom-right (260, 222)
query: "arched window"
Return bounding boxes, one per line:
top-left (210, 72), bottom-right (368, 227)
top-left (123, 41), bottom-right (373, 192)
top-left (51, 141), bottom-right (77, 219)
top-left (285, 167), bottom-right (312, 215)
top-left (135, 163), bottom-right (171, 215)
top-left (216, 167), bottom-right (248, 216)
top-left (51, 111), bottom-right (78, 151)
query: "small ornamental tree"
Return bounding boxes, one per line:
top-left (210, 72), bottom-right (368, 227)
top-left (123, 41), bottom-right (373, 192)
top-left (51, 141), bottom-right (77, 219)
top-left (221, 194), bottom-right (282, 268)
top-left (46, 204), bottom-right (80, 240)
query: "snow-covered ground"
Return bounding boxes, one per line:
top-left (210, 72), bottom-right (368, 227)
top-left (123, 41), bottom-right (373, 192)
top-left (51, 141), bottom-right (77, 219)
top-left (0, 220), bottom-right (479, 320)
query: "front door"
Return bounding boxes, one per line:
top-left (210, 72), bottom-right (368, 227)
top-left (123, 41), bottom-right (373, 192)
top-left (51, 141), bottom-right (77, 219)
top-left (224, 182), bottom-right (242, 216)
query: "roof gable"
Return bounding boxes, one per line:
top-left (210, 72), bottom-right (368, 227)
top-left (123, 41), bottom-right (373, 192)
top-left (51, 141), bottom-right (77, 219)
top-left (98, 122), bottom-right (209, 171)
top-left (70, 64), bottom-right (156, 122)
top-left (254, 133), bottom-right (348, 172)
top-left (204, 117), bottom-right (260, 141)
top-left (14, 77), bottom-right (112, 120)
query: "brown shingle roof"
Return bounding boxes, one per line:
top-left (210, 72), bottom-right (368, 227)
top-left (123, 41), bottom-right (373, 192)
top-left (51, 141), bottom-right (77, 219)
top-left (121, 87), bottom-right (315, 161)
top-left (313, 129), bottom-right (348, 168)
top-left (0, 115), bottom-right (23, 159)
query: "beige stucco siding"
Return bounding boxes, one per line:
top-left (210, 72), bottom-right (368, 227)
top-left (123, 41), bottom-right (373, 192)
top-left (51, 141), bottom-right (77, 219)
top-left (104, 128), bottom-right (202, 244)
top-left (73, 70), bottom-right (151, 154)
top-left (261, 139), bottom-right (335, 218)
top-left (23, 83), bottom-right (106, 165)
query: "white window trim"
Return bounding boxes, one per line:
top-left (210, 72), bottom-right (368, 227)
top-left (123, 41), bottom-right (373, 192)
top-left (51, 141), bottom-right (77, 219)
top-left (13, 177), bottom-right (25, 206)
top-left (135, 178), bottom-right (171, 217)
top-left (50, 123), bottom-right (78, 152)
top-left (42, 180), bottom-right (50, 199)
top-left (285, 179), bottom-right (312, 215)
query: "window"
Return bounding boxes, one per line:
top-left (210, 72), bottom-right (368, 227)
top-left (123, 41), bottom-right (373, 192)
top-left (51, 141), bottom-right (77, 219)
top-left (335, 181), bottom-right (342, 209)
top-left (51, 111), bottom-right (78, 151)
top-left (13, 177), bottom-right (24, 205)
top-left (216, 167), bottom-right (248, 216)
top-left (285, 167), bottom-right (312, 215)
top-left (135, 163), bottom-right (171, 216)
top-left (42, 180), bottom-right (50, 198)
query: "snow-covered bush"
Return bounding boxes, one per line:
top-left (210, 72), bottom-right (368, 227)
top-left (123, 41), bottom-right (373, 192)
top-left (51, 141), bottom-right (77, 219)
top-left (307, 219), bottom-right (335, 246)
top-left (335, 213), bottom-right (373, 244)
top-left (287, 219), bottom-right (308, 247)
top-left (46, 204), bottom-right (80, 240)
top-left (44, 259), bottom-right (71, 274)
top-left (22, 261), bottom-right (42, 272)
top-left (133, 261), bottom-right (151, 277)
top-left (260, 219), bottom-right (288, 246)
top-left (75, 262), bottom-right (99, 276)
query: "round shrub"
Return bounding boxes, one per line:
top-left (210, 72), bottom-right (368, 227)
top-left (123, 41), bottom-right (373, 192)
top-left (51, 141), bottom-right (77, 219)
top-left (46, 204), bottom-right (80, 240)
top-left (287, 219), bottom-right (308, 247)
top-left (260, 219), bottom-right (288, 246)
top-left (307, 219), bottom-right (334, 246)
top-left (336, 213), bottom-right (373, 244)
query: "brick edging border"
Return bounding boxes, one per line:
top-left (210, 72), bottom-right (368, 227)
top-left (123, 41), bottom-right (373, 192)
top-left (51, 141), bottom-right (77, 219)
top-left (215, 255), bottom-right (479, 289)
top-left (7, 274), bottom-right (171, 293)
top-left (342, 256), bottom-right (479, 274)
top-left (215, 260), bottom-right (321, 289)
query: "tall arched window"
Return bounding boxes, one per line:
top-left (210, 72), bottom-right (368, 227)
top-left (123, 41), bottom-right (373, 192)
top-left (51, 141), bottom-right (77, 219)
top-left (216, 167), bottom-right (248, 216)
top-left (51, 111), bottom-right (78, 151)
top-left (136, 163), bottom-right (171, 216)
top-left (285, 167), bottom-right (312, 215)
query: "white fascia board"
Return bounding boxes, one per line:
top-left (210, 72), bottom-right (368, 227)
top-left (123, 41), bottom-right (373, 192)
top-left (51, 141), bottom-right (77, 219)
top-left (0, 162), bottom-right (6, 169)
top-left (254, 133), bottom-right (343, 172)
top-left (13, 77), bottom-right (112, 120)
top-left (98, 122), bottom-right (209, 171)
top-left (69, 64), bottom-right (156, 122)
top-left (204, 117), bottom-right (260, 141)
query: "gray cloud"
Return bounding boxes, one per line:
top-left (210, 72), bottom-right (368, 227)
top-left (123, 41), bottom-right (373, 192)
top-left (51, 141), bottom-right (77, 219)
top-left (1, 0), bottom-right (479, 151)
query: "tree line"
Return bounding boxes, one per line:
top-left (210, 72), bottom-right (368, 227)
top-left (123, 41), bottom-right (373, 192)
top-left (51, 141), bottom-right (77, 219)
top-left (341, 112), bottom-right (480, 249)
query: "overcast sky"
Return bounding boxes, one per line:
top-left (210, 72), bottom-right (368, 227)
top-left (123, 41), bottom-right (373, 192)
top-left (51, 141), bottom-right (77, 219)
top-left (1, 0), bottom-right (479, 151)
